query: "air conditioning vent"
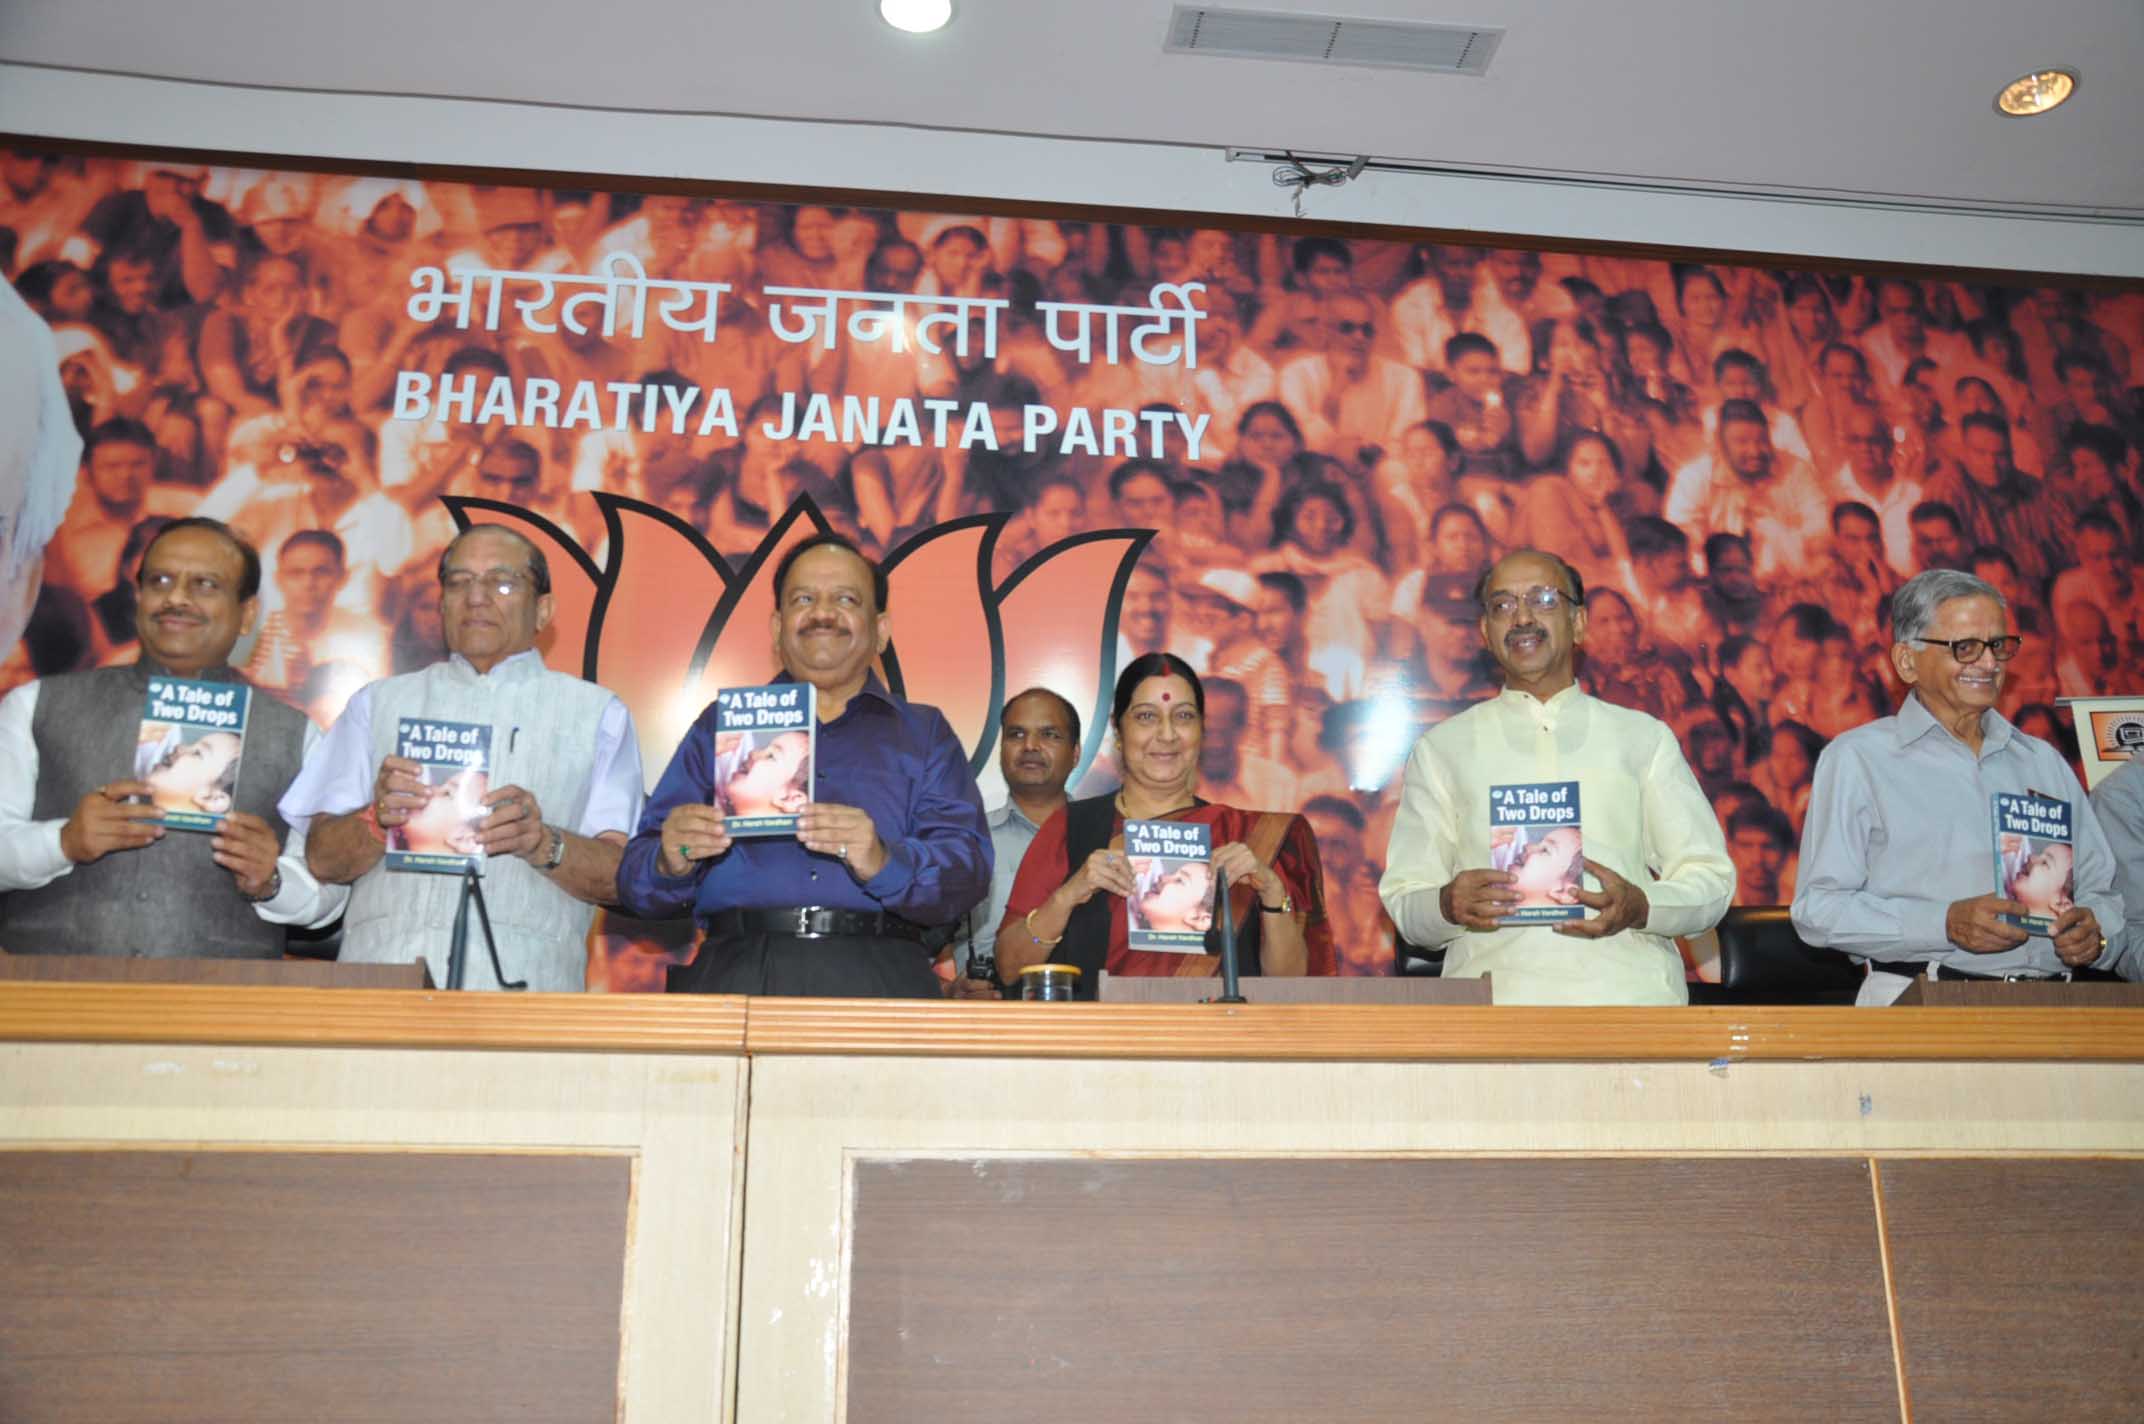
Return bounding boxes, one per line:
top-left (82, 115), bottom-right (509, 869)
top-left (1165, 5), bottom-right (1500, 76)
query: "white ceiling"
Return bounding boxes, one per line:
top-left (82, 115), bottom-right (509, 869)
top-left (3, 0), bottom-right (2141, 219)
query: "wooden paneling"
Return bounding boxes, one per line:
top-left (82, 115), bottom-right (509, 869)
top-left (1878, 1159), bottom-right (2144, 1422)
top-left (0, 1042), bottom-right (748, 1421)
top-left (0, 1149), bottom-right (630, 1422)
top-left (845, 1156), bottom-right (1899, 1423)
top-left (0, 955), bottom-right (430, 988)
top-left (3, 984), bottom-right (2142, 1061)
top-left (1895, 979), bottom-right (2144, 1007)
top-left (0, 981), bottom-right (747, 1053)
top-left (741, 999), bottom-right (2144, 1063)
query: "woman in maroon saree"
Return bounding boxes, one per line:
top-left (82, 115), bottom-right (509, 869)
top-left (995, 653), bottom-right (1333, 995)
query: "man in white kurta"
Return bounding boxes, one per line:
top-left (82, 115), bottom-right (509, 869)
top-left (1380, 550), bottom-right (1735, 1004)
top-left (281, 525), bottom-right (643, 990)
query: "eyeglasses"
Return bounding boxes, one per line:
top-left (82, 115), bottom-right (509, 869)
top-left (1914, 635), bottom-right (2022, 663)
top-left (1482, 586), bottom-right (1572, 619)
top-left (441, 567), bottom-right (534, 600)
top-left (140, 572), bottom-right (232, 600)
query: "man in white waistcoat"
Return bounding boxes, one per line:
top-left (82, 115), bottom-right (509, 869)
top-left (280, 524), bottom-right (644, 989)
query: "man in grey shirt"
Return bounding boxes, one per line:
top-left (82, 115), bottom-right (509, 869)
top-left (952, 686), bottom-right (1081, 995)
top-left (2088, 756), bottom-right (2144, 981)
top-left (1793, 568), bottom-right (2121, 1004)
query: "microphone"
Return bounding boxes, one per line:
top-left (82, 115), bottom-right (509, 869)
top-left (1212, 867), bottom-right (1246, 1004)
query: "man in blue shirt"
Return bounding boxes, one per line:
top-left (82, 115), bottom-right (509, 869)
top-left (2088, 755), bottom-right (2144, 982)
top-left (618, 532), bottom-right (992, 996)
top-left (948, 685), bottom-right (1082, 996)
top-left (1792, 568), bottom-right (2120, 1004)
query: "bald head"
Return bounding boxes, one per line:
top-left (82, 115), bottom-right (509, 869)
top-left (1473, 548), bottom-right (1584, 610)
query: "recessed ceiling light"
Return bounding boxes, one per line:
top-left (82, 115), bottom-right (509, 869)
top-left (1994, 68), bottom-right (2077, 117)
top-left (880, 0), bottom-right (953, 33)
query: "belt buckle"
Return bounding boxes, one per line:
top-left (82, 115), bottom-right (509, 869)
top-left (793, 907), bottom-right (814, 938)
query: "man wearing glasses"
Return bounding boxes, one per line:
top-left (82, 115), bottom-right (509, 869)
top-left (618, 532), bottom-right (991, 998)
top-left (1379, 548), bottom-right (1733, 1004)
top-left (281, 524), bottom-right (645, 990)
top-left (1792, 568), bottom-right (2124, 1004)
top-left (1, 517), bottom-right (346, 955)
top-left (1276, 289), bottom-right (1428, 464)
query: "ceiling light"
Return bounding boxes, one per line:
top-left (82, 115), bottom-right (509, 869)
top-left (1994, 68), bottom-right (2077, 117)
top-left (880, 0), bottom-right (953, 33)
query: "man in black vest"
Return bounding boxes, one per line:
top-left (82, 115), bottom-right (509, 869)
top-left (0, 517), bottom-right (345, 956)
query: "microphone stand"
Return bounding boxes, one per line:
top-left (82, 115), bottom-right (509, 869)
top-left (445, 862), bottom-right (527, 991)
top-left (1212, 872), bottom-right (1246, 1004)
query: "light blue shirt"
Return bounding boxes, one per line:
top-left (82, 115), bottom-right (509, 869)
top-left (1792, 693), bottom-right (2124, 975)
top-left (963, 799), bottom-right (1048, 972)
top-left (2087, 757), bottom-right (2144, 981)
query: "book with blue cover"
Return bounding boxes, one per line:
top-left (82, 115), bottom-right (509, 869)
top-left (135, 676), bottom-right (250, 832)
top-left (1992, 791), bottom-right (2073, 937)
top-left (1124, 818), bottom-right (1215, 953)
top-left (713, 682), bottom-right (816, 837)
top-left (1488, 780), bottom-right (1586, 924)
top-left (385, 717), bottom-right (493, 874)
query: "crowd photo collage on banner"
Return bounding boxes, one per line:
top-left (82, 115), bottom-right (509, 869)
top-left (4, 143), bottom-right (2142, 986)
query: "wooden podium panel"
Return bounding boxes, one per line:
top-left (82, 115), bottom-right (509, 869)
top-left (4, 987), bottom-right (2143, 1421)
top-left (733, 1045), bottom-right (2144, 1421)
top-left (0, 1150), bottom-right (627, 1422)
top-left (1877, 1159), bottom-right (2144, 1422)
top-left (0, 997), bottom-right (752, 1422)
top-left (846, 1156), bottom-right (1897, 1423)
top-left (0, 954), bottom-right (432, 988)
top-left (1895, 977), bottom-right (2144, 1007)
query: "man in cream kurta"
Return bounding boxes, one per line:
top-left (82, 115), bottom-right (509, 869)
top-left (1380, 549), bottom-right (1734, 1004)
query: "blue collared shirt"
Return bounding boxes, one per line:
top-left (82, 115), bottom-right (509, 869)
top-left (2087, 757), bottom-right (2144, 981)
top-left (1792, 693), bottom-right (2124, 974)
top-left (617, 674), bottom-right (991, 928)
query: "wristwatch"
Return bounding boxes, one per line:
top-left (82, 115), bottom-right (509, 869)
top-left (1260, 888), bottom-right (1294, 914)
top-left (244, 868), bottom-right (283, 904)
top-left (540, 824), bottom-right (567, 872)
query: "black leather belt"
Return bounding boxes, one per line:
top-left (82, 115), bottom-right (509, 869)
top-left (1928, 962), bottom-right (2070, 983)
top-left (702, 907), bottom-right (927, 942)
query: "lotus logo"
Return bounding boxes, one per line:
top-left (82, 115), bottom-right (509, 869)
top-left (445, 493), bottom-right (1152, 989)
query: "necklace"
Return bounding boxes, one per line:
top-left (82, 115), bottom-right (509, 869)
top-left (1115, 789), bottom-right (1195, 820)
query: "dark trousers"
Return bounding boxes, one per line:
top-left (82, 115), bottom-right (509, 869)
top-left (666, 930), bottom-right (941, 999)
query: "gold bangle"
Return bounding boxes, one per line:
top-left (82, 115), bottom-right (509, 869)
top-left (1025, 908), bottom-right (1065, 949)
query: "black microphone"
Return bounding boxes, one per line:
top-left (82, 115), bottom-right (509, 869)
top-left (1212, 869), bottom-right (1246, 1004)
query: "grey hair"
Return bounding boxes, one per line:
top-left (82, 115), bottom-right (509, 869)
top-left (1890, 568), bottom-right (2005, 644)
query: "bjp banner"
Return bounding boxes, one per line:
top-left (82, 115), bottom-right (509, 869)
top-left (4, 141), bottom-right (2142, 986)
